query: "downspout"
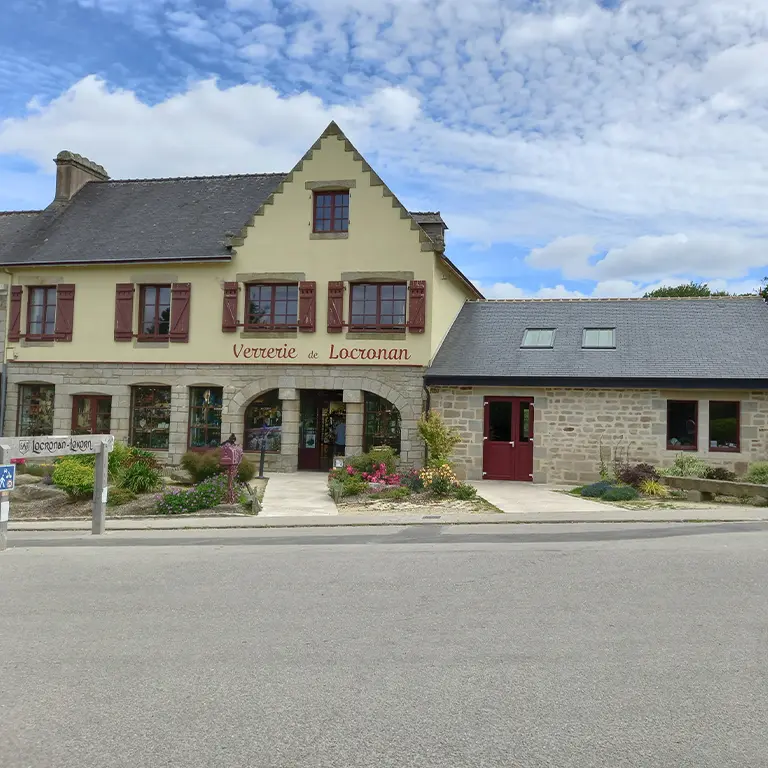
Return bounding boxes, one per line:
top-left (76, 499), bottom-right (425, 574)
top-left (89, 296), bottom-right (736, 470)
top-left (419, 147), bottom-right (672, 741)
top-left (0, 270), bottom-right (12, 437)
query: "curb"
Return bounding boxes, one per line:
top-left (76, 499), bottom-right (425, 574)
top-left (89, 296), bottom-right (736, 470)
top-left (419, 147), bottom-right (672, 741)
top-left (10, 517), bottom-right (766, 532)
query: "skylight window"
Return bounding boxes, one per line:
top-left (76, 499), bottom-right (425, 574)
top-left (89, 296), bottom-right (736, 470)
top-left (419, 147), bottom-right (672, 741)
top-left (521, 328), bottom-right (555, 348)
top-left (582, 328), bottom-right (615, 348)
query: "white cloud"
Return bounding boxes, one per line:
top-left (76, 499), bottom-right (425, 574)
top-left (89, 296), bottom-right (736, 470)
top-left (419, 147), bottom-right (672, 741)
top-left (526, 235), bottom-right (598, 279)
top-left (0, 76), bottom-right (421, 179)
top-left (8, 0), bottom-right (768, 292)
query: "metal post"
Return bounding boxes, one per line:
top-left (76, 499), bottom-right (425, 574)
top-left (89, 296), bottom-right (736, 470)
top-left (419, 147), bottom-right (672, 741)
top-left (258, 439), bottom-right (266, 479)
top-left (0, 361), bottom-right (7, 438)
top-left (0, 444), bottom-right (9, 551)
top-left (92, 439), bottom-right (108, 535)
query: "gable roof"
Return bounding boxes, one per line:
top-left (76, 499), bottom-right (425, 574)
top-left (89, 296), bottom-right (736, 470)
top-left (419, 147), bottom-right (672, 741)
top-left (0, 174), bottom-right (284, 266)
top-left (0, 211), bottom-right (42, 248)
top-left (427, 297), bottom-right (768, 387)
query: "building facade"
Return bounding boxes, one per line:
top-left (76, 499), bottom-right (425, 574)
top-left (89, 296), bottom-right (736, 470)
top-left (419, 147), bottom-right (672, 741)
top-left (0, 123), bottom-right (480, 469)
top-left (426, 298), bottom-right (768, 484)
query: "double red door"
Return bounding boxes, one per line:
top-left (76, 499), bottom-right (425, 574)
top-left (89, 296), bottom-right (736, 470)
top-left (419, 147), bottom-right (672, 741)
top-left (482, 397), bottom-right (534, 481)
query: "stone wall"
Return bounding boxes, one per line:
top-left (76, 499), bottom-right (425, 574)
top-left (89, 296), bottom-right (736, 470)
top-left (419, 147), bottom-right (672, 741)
top-left (430, 385), bottom-right (768, 484)
top-left (5, 362), bottom-right (425, 468)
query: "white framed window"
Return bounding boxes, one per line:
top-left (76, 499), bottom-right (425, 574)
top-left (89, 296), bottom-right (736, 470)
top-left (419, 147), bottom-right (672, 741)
top-left (582, 328), bottom-right (616, 348)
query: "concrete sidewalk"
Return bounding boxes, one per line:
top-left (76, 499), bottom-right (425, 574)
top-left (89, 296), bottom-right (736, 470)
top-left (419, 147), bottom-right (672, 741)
top-left (260, 472), bottom-right (338, 516)
top-left (8, 506), bottom-right (768, 531)
top-left (473, 480), bottom-right (627, 514)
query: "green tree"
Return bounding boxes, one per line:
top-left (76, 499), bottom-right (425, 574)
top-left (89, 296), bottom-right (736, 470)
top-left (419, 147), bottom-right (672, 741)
top-left (760, 278), bottom-right (768, 300)
top-left (643, 282), bottom-right (727, 298)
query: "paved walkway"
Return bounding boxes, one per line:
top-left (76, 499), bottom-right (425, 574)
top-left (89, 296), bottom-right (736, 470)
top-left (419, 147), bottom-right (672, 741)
top-left (472, 480), bottom-right (626, 514)
top-left (260, 472), bottom-right (338, 517)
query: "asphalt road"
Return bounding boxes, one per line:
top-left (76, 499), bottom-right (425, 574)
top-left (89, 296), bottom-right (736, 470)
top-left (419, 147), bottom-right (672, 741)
top-left (2, 523), bottom-right (767, 768)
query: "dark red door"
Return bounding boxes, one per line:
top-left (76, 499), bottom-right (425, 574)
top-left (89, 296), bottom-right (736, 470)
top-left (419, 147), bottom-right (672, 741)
top-left (482, 397), bottom-right (534, 481)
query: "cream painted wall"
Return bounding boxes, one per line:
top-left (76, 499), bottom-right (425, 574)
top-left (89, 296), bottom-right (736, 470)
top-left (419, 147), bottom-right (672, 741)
top-left (6, 133), bottom-right (474, 367)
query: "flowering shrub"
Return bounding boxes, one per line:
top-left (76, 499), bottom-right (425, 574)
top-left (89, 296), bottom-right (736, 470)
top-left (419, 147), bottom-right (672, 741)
top-left (419, 464), bottom-right (459, 496)
top-left (155, 474), bottom-right (245, 515)
top-left (361, 463), bottom-right (401, 486)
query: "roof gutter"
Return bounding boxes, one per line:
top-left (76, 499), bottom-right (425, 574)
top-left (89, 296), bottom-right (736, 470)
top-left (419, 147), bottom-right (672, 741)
top-left (0, 255), bottom-right (233, 268)
top-left (423, 375), bottom-right (768, 390)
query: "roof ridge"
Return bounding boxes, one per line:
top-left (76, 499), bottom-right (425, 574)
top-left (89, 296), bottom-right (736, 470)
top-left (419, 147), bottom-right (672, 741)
top-left (102, 172), bottom-right (288, 184)
top-left (0, 210), bottom-right (42, 216)
top-left (475, 296), bottom-right (761, 303)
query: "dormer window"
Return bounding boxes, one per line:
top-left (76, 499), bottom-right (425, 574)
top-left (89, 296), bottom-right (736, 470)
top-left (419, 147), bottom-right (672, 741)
top-left (521, 328), bottom-right (555, 348)
top-left (313, 191), bottom-right (349, 233)
top-left (582, 328), bottom-right (615, 348)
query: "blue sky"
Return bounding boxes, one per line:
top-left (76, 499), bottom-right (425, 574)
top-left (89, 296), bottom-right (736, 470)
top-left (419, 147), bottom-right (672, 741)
top-left (1, 0), bottom-right (767, 297)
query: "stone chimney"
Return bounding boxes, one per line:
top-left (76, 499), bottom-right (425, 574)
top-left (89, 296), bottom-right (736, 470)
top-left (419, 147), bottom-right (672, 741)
top-left (54, 150), bottom-right (109, 202)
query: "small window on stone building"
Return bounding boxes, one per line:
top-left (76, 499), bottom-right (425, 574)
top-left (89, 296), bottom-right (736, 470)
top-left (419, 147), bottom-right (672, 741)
top-left (72, 395), bottom-right (112, 435)
top-left (364, 393), bottom-right (401, 454)
top-left (188, 387), bottom-right (223, 449)
top-left (667, 400), bottom-right (698, 451)
top-left (582, 328), bottom-right (615, 348)
top-left (18, 384), bottom-right (54, 436)
top-left (521, 328), bottom-right (555, 348)
top-left (709, 401), bottom-right (740, 452)
top-left (131, 386), bottom-right (172, 450)
top-left (244, 391), bottom-right (282, 453)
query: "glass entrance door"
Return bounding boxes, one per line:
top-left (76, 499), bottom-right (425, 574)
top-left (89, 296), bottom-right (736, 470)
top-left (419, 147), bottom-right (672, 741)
top-left (298, 391), bottom-right (346, 471)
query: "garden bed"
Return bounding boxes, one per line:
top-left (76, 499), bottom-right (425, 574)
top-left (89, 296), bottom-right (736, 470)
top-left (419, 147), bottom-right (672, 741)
top-left (10, 446), bottom-right (263, 520)
top-left (337, 490), bottom-right (499, 516)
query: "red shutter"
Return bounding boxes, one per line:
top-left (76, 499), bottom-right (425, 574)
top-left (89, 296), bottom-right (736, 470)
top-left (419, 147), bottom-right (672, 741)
top-left (298, 281), bottom-right (316, 332)
top-left (114, 283), bottom-right (135, 341)
top-left (327, 281), bottom-right (344, 333)
top-left (54, 284), bottom-right (76, 341)
top-left (8, 285), bottom-right (22, 342)
top-left (408, 280), bottom-right (426, 333)
top-left (222, 282), bottom-right (239, 332)
top-left (170, 282), bottom-right (191, 342)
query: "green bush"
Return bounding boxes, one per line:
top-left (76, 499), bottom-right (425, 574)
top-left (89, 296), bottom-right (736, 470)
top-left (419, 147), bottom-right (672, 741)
top-left (417, 410), bottom-right (461, 467)
top-left (329, 479), bottom-right (344, 503)
top-left (345, 447), bottom-right (399, 475)
top-left (180, 449), bottom-right (255, 484)
top-left (341, 474), bottom-right (368, 497)
top-left (658, 454), bottom-right (710, 478)
top-left (704, 466), bottom-right (737, 482)
top-left (118, 461), bottom-right (162, 494)
top-left (453, 483), bottom-right (477, 500)
top-left (638, 479), bottom-right (669, 498)
top-left (400, 469), bottom-right (424, 492)
top-left (155, 475), bottom-right (243, 515)
top-left (428, 472), bottom-right (455, 497)
top-left (107, 487), bottom-right (137, 507)
top-left (746, 462), bottom-right (768, 485)
top-left (24, 462), bottom-right (55, 478)
top-left (52, 459), bottom-right (94, 500)
top-left (602, 486), bottom-right (639, 502)
top-left (580, 481), bottom-right (613, 498)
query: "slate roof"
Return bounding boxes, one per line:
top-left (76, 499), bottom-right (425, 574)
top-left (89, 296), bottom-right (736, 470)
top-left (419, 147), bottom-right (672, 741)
top-left (0, 174), bottom-right (285, 266)
top-left (0, 211), bottom-right (42, 248)
top-left (427, 297), bottom-right (768, 386)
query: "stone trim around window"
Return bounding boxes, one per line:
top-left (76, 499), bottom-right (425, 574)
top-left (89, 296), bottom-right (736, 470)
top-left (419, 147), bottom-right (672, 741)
top-left (235, 272), bottom-right (306, 283)
top-left (304, 179), bottom-right (356, 190)
top-left (341, 271), bottom-right (415, 282)
top-left (309, 231), bottom-right (349, 240)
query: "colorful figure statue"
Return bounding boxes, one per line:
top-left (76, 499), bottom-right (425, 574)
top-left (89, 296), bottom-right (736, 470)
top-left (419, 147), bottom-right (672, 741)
top-left (220, 433), bottom-right (243, 504)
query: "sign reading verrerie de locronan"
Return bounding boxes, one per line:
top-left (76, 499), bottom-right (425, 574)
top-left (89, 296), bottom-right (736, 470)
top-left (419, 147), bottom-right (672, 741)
top-left (0, 434), bottom-right (115, 459)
